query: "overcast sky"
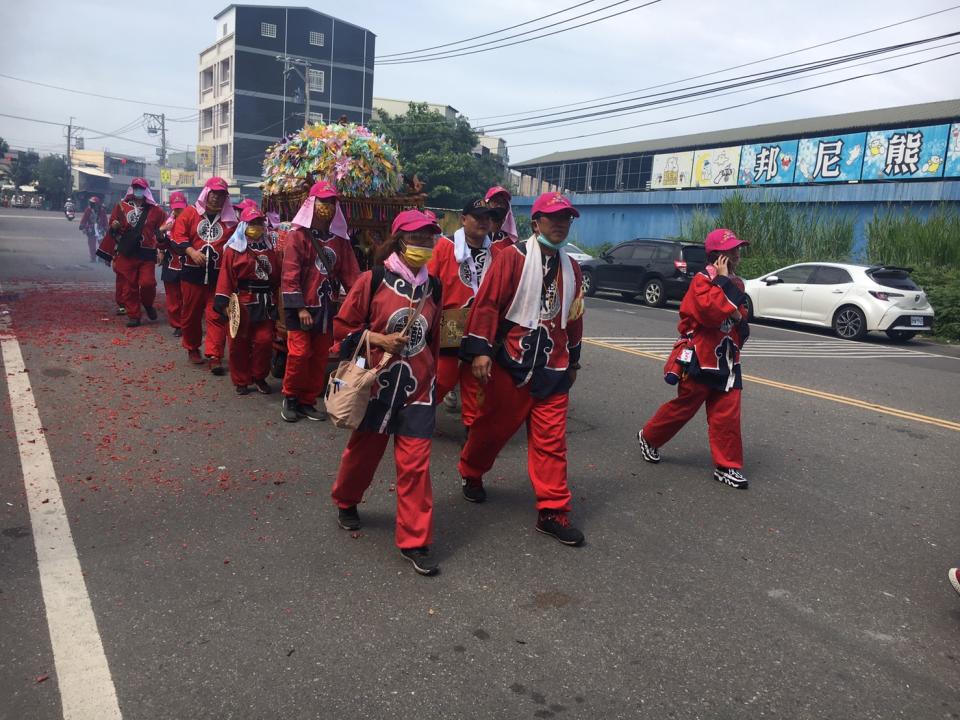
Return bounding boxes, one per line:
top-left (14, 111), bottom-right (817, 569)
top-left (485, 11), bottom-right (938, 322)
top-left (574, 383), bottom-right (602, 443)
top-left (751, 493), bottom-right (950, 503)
top-left (1, 0), bottom-right (957, 166)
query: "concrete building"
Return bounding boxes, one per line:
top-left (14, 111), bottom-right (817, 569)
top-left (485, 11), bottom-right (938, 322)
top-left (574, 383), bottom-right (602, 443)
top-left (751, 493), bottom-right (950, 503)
top-left (71, 150), bottom-right (161, 206)
top-left (510, 100), bottom-right (960, 253)
top-left (197, 4), bottom-right (376, 185)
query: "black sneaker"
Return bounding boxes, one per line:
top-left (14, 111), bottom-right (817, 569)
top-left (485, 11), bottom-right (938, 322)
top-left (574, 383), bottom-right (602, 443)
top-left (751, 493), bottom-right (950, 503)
top-left (125, 318), bottom-right (141, 328)
top-left (254, 379), bottom-right (272, 395)
top-left (337, 505), bottom-right (361, 531)
top-left (208, 359), bottom-right (226, 376)
top-left (461, 477), bottom-right (486, 504)
top-left (298, 404), bottom-right (327, 421)
top-left (116, 306), bottom-right (126, 316)
top-left (172, 327), bottom-right (182, 337)
top-left (400, 547), bottom-right (440, 576)
top-left (714, 467), bottom-right (749, 489)
top-left (144, 305), bottom-right (158, 321)
top-left (536, 511), bottom-right (585, 546)
top-left (637, 430), bottom-right (661, 463)
top-left (281, 396), bottom-right (300, 423)
top-left (235, 385), bottom-right (250, 395)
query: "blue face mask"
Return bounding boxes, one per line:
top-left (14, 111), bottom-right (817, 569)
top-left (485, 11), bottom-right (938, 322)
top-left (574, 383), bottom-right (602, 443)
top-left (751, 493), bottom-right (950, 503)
top-left (536, 233), bottom-right (568, 251)
top-left (133, 188), bottom-right (145, 199)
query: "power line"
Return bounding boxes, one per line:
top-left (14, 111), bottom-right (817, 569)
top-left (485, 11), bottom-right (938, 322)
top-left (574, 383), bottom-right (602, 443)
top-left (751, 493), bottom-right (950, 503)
top-left (0, 112), bottom-right (67, 128)
top-left (376, 0), bottom-right (663, 65)
top-left (483, 31), bottom-right (960, 133)
top-left (509, 48), bottom-right (960, 149)
top-left (469, 4), bottom-right (960, 122)
top-left (0, 73), bottom-right (196, 111)
top-left (376, 0), bottom-right (601, 58)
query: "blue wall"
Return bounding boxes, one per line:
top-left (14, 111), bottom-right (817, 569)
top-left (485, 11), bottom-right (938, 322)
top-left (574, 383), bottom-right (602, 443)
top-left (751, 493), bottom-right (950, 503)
top-left (513, 181), bottom-right (960, 257)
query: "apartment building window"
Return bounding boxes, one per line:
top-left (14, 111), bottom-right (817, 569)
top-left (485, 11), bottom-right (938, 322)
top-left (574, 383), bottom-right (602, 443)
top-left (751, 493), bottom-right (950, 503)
top-left (201, 108), bottom-right (214, 132)
top-left (218, 144), bottom-right (231, 166)
top-left (222, 22), bottom-right (228, 37)
top-left (307, 69), bottom-right (325, 93)
top-left (200, 67), bottom-right (214, 93)
top-left (261, 22), bottom-right (277, 38)
top-left (218, 101), bottom-right (230, 129)
top-left (309, 31), bottom-right (325, 47)
top-left (219, 58), bottom-right (231, 86)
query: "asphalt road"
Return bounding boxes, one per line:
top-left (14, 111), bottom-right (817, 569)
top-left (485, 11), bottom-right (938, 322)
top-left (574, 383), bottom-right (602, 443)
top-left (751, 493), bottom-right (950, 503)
top-left (2, 208), bottom-right (959, 720)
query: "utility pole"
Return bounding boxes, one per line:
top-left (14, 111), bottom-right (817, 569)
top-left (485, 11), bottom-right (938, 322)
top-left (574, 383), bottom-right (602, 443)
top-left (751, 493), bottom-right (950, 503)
top-left (65, 116), bottom-right (74, 200)
top-left (275, 55), bottom-right (313, 130)
top-left (144, 112), bottom-right (167, 198)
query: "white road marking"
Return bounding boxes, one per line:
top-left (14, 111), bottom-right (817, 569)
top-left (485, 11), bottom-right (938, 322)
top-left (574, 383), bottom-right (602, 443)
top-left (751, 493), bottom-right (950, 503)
top-left (0, 281), bottom-right (123, 720)
top-left (0, 214), bottom-right (66, 220)
top-left (588, 336), bottom-right (954, 360)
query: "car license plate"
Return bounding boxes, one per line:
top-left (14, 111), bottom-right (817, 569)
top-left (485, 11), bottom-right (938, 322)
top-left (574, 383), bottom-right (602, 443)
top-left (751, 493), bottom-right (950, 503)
top-left (911, 316), bottom-right (924, 327)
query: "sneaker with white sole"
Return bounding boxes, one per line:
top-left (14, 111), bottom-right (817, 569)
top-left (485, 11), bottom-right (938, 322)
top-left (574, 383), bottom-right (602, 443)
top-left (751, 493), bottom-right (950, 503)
top-left (536, 511), bottom-right (585, 546)
top-left (637, 430), bottom-right (661, 464)
top-left (949, 568), bottom-right (960, 597)
top-left (714, 466), bottom-right (749, 489)
top-left (400, 547), bottom-right (440, 576)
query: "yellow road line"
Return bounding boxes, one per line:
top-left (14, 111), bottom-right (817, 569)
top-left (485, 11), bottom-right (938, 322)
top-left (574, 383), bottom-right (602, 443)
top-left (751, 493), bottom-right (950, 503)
top-left (583, 338), bottom-right (960, 433)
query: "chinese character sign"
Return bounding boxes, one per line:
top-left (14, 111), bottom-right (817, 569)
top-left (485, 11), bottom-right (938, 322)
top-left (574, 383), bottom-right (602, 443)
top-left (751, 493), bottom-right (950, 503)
top-left (692, 146), bottom-right (742, 187)
top-left (860, 124), bottom-right (949, 181)
top-left (944, 123), bottom-right (960, 178)
top-left (796, 132), bottom-right (866, 183)
top-left (738, 140), bottom-right (798, 185)
top-left (651, 151), bottom-right (694, 189)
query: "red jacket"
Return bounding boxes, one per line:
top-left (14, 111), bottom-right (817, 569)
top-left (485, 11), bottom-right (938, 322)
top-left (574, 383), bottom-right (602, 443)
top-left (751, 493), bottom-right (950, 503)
top-left (490, 231), bottom-right (516, 259)
top-left (213, 242), bottom-right (281, 324)
top-left (281, 228), bottom-right (359, 334)
top-left (460, 242), bottom-right (584, 399)
top-left (171, 206), bottom-right (237, 286)
top-left (96, 200), bottom-right (166, 263)
top-left (676, 270), bottom-right (750, 391)
top-left (334, 268), bottom-right (442, 438)
top-left (79, 205), bottom-right (108, 238)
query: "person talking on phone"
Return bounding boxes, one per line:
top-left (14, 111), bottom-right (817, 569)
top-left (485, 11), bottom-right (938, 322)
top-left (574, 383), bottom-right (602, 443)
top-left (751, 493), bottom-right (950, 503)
top-left (637, 228), bottom-right (752, 489)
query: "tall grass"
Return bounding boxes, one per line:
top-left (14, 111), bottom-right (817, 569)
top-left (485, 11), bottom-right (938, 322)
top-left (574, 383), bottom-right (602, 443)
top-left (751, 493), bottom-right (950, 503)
top-left (681, 192), bottom-right (855, 277)
top-left (866, 205), bottom-right (960, 269)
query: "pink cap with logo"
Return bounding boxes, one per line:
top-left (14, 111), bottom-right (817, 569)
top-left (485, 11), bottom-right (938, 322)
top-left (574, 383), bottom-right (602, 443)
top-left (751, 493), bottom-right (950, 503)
top-left (240, 205), bottom-right (265, 223)
top-left (391, 209), bottom-right (441, 236)
top-left (705, 228), bottom-right (749, 253)
top-left (531, 192), bottom-right (580, 218)
top-left (309, 180), bottom-right (339, 200)
top-left (169, 191), bottom-right (188, 210)
top-left (484, 185), bottom-right (511, 202)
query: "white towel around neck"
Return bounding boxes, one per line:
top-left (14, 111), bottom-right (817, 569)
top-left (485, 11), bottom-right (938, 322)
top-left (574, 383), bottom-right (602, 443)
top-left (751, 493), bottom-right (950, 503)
top-left (453, 227), bottom-right (491, 292)
top-left (505, 235), bottom-right (575, 330)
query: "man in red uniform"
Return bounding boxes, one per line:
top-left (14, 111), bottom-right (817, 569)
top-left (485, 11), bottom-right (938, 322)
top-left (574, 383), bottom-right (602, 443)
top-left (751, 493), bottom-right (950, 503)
top-left (637, 228), bottom-right (751, 489)
top-left (485, 185), bottom-right (519, 257)
top-left (171, 177), bottom-right (237, 372)
top-left (214, 205), bottom-right (280, 395)
top-left (280, 180), bottom-right (360, 422)
top-left (427, 197), bottom-right (498, 430)
top-left (96, 178), bottom-right (166, 328)
top-left (458, 192), bottom-right (586, 546)
top-left (79, 196), bottom-right (107, 263)
top-left (157, 191), bottom-right (189, 337)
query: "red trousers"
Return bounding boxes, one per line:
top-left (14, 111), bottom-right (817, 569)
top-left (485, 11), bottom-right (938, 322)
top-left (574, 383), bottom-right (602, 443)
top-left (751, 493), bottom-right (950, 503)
top-left (435, 356), bottom-right (481, 426)
top-left (282, 329), bottom-right (332, 405)
top-left (163, 280), bottom-right (182, 329)
top-left (114, 255), bottom-right (156, 320)
top-left (459, 365), bottom-right (572, 511)
top-left (180, 282), bottom-right (227, 359)
top-left (642, 379), bottom-right (743, 469)
top-left (332, 431), bottom-right (433, 548)
top-left (228, 316), bottom-right (274, 386)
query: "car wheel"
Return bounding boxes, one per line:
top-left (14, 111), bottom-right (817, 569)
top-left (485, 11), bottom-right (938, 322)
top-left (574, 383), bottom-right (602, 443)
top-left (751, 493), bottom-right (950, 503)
top-left (745, 295), bottom-right (756, 321)
top-left (582, 270), bottom-right (596, 297)
top-left (642, 278), bottom-right (666, 307)
top-left (833, 305), bottom-right (867, 341)
top-left (885, 330), bottom-right (916, 343)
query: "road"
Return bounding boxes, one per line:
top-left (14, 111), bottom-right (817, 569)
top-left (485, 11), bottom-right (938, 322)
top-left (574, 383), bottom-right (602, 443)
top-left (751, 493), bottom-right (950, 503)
top-left (1, 208), bottom-right (958, 720)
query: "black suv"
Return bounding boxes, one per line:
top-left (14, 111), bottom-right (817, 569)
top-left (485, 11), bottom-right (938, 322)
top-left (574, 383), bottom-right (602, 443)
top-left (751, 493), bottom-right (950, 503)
top-left (580, 239), bottom-right (707, 306)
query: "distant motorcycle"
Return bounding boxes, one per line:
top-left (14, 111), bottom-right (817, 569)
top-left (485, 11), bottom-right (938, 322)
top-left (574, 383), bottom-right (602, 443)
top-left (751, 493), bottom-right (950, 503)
top-left (64, 209), bottom-right (76, 221)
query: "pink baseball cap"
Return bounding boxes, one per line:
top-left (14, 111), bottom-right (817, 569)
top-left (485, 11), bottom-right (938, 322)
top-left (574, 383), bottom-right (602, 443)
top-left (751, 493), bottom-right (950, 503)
top-left (131, 177), bottom-right (149, 189)
top-left (485, 185), bottom-right (511, 202)
top-left (204, 176), bottom-right (229, 192)
top-left (169, 191), bottom-right (188, 210)
top-left (309, 180), bottom-right (338, 200)
top-left (531, 192), bottom-right (580, 218)
top-left (391, 209), bottom-right (441, 236)
top-left (240, 205), bottom-right (265, 223)
top-left (705, 228), bottom-right (748, 253)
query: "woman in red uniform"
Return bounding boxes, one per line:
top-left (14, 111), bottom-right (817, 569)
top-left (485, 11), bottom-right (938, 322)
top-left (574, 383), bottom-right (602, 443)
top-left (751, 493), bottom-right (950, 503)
top-left (156, 191), bottom-right (189, 337)
top-left (637, 228), bottom-right (752, 489)
top-left (485, 185), bottom-right (519, 257)
top-left (330, 209), bottom-right (443, 576)
top-left (214, 206), bottom-right (281, 396)
top-left (171, 177), bottom-right (237, 372)
top-left (279, 181), bottom-right (360, 422)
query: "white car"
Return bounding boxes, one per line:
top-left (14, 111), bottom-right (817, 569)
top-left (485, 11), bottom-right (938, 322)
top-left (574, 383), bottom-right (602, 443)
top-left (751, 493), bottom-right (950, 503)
top-left (565, 243), bottom-right (592, 264)
top-left (743, 262), bottom-right (935, 341)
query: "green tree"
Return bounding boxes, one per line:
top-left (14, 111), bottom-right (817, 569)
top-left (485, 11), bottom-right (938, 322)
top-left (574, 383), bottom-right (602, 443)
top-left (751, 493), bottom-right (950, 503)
top-left (37, 155), bottom-right (70, 205)
top-left (11, 150), bottom-right (39, 187)
top-left (370, 103), bottom-right (503, 209)
top-left (0, 137), bottom-right (9, 155)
